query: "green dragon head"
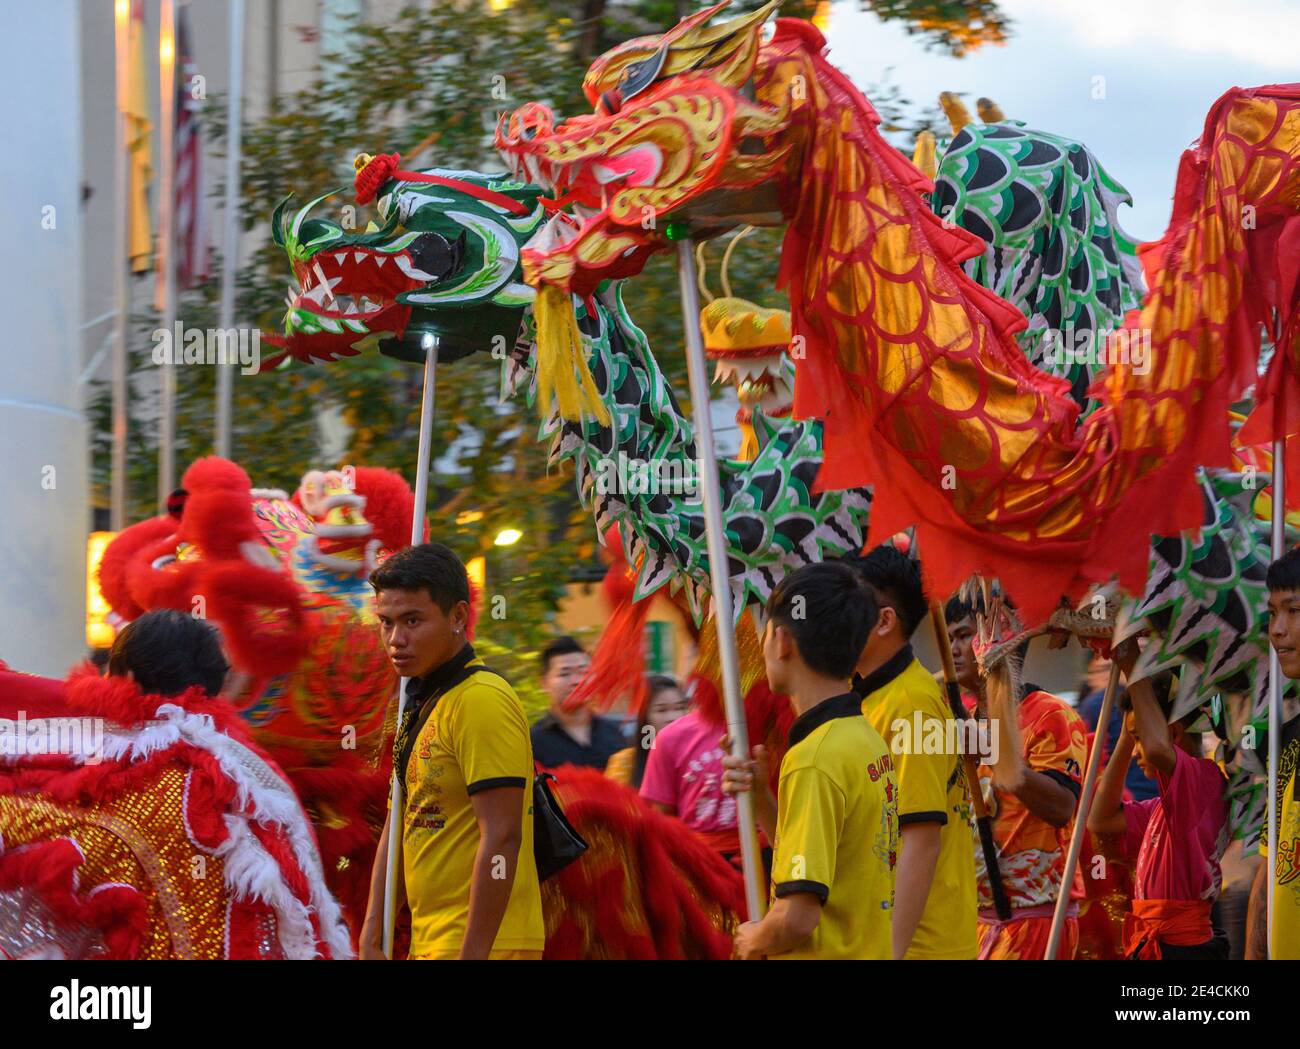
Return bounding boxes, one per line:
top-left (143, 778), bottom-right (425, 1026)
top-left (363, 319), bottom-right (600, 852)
top-left (266, 163), bottom-right (548, 367)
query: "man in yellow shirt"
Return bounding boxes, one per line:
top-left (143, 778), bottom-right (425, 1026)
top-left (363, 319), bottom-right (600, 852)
top-left (1247, 546), bottom-right (1300, 959)
top-left (722, 562), bottom-right (898, 959)
top-left (846, 545), bottom-right (978, 959)
top-left (360, 543), bottom-right (544, 960)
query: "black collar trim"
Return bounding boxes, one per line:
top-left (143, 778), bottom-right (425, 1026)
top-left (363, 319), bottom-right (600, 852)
top-left (405, 643), bottom-right (477, 704)
top-left (853, 644), bottom-right (914, 700)
top-left (788, 692), bottom-right (864, 749)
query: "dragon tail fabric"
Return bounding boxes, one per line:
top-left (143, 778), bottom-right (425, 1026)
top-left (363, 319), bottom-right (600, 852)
top-left (566, 551), bottom-right (653, 715)
top-left (777, 30), bottom-right (1291, 622)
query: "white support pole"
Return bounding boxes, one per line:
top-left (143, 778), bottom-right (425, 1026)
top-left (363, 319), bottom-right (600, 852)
top-left (111, 0), bottom-right (130, 530)
top-left (158, 0), bottom-right (177, 508)
top-left (215, 0), bottom-right (244, 458)
top-left (383, 336), bottom-right (438, 958)
top-left (675, 237), bottom-right (765, 922)
top-left (1267, 429), bottom-right (1286, 956)
top-left (1045, 656), bottom-right (1121, 959)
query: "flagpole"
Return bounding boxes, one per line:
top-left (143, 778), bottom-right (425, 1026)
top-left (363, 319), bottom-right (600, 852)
top-left (110, 0), bottom-right (131, 530)
top-left (215, 0), bottom-right (244, 458)
top-left (1045, 652), bottom-right (1120, 959)
top-left (673, 233), bottom-right (765, 922)
top-left (383, 335), bottom-right (439, 958)
top-left (1267, 407), bottom-right (1287, 954)
top-left (158, 0), bottom-right (177, 508)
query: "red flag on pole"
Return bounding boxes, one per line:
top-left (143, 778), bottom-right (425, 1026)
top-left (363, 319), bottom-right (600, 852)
top-left (174, 3), bottom-right (209, 288)
top-left (156, 0), bottom-right (208, 306)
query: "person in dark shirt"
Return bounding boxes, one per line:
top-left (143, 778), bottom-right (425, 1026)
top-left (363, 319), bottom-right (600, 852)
top-left (530, 637), bottom-right (627, 770)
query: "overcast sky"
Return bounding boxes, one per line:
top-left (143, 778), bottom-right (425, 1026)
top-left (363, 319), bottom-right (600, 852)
top-left (825, 0), bottom-right (1300, 242)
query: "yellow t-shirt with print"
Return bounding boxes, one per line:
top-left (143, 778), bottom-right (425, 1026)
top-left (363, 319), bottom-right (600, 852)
top-left (858, 648), bottom-right (978, 960)
top-left (769, 692), bottom-right (898, 960)
top-left (403, 661), bottom-right (544, 957)
top-left (1260, 713), bottom-right (1300, 960)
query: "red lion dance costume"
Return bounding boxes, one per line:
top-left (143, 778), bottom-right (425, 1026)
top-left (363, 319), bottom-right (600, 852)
top-left (1, 457), bottom-right (744, 958)
top-left (0, 662), bottom-right (351, 959)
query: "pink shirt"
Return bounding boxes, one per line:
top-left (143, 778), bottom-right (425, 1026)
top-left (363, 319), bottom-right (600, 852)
top-left (1123, 746), bottom-right (1229, 902)
top-left (639, 711), bottom-right (737, 839)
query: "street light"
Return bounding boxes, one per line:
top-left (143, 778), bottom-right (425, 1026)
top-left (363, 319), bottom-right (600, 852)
top-left (494, 528), bottom-right (522, 547)
top-left (86, 532), bottom-right (118, 649)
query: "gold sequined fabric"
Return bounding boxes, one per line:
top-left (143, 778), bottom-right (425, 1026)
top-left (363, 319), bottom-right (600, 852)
top-left (0, 767), bottom-right (228, 959)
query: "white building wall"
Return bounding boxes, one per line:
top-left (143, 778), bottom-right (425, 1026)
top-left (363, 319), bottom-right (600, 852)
top-left (0, 1), bottom-right (88, 675)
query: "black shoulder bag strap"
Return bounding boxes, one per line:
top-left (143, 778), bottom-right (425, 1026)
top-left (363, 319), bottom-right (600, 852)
top-left (395, 660), bottom-right (587, 882)
top-left (394, 660), bottom-right (488, 786)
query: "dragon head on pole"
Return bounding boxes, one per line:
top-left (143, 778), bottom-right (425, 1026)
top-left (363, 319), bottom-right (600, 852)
top-left (494, 0), bottom-right (789, 299)
top-left (265, 169), bottom-right (547, 367)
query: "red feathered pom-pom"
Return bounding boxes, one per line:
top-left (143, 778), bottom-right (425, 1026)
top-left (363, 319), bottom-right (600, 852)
top-left (355, 153), bottom-right (400, 205)
top-left (126, 541), bottom-right (203, 614)
top-left (182, 456), bottom-right (252, 494)
top-left (179, 458), bottom-right (259, 559)
top-left (99, 516), bottom-right (178, 621)
top-left (201, 561), bottom-right (309, 677)
top-left (350, 467), bottom-right (416, 553)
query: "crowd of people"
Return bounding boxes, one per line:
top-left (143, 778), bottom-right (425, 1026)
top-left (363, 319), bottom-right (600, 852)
top-left (96, 540), bottom-right (1300, 961)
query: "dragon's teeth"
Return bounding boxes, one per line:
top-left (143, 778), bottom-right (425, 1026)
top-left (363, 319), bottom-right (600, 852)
top-left (374, 255), bottom-right (387, 268)
top-left (343, 298), bottom-right (360, 315)
top-left (354, 252), bottom-right (367, 264)
top-left (334, 252), bottom-right (348, 265)
top-left (312, 261), bottom-right (332, 296)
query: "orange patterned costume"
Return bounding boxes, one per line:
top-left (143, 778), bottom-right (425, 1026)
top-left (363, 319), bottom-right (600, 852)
top-left (968, 691), bottom-right (1088, 959)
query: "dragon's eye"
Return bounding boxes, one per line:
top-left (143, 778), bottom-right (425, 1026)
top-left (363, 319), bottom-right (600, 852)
top-left (618, 45), bottom-right (668, 103)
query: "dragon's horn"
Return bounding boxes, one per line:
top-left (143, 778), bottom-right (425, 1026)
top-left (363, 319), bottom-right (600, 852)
top-left (939, 91), bottom-right (973, 135)
top-left (912, 130), bottom-right (938, 181)
top-left (719, 225), bottom-right (755, 300)
top-left (976, 97), bottom-right (1006, 122)
top-left (696, 241), bottom-right (715, 303)
top-left (271, 195), bottom-right (295, 248)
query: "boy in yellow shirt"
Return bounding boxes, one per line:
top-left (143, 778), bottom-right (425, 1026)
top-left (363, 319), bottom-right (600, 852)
top-left (722, 562), bottom-right (899, 959)
top-left (846, 545), bottom-right (978, 959)
top-left (360, 543), bottom-right (544, 960)
top-left (1247, 546), bottom-right (1300, 959)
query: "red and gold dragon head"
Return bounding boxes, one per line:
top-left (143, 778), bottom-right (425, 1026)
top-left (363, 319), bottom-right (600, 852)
top-left (495, 1), bottom-right (800, 299)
